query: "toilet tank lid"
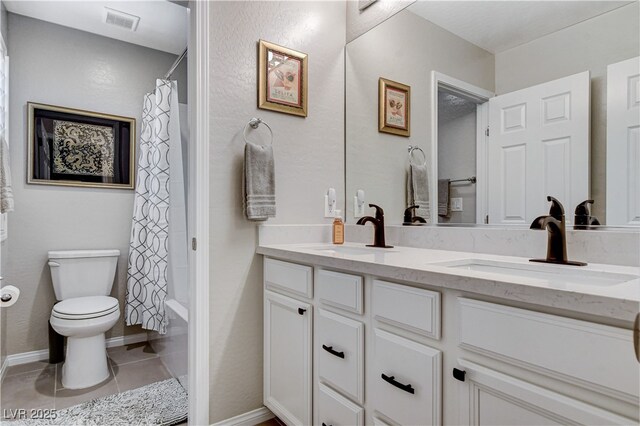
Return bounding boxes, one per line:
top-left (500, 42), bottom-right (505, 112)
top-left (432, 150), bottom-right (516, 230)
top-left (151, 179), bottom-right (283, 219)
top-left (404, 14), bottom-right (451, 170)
top-left (48, 249), bottom-right (120, 259)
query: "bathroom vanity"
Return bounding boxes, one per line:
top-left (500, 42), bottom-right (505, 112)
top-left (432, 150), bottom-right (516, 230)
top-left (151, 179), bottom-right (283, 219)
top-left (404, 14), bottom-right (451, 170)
top-left (258, 242), bottom-right (639, 426)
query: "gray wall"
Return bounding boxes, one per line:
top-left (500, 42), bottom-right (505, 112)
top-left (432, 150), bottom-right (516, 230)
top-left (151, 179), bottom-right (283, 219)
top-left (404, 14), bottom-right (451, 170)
top-left (438, 108), bottom-right (477, 223)
top-left (0, 0), bottom-right (6, 374)
top-left (345, 9), bottom-right (494, 223)
top-left (6, 13), bottom-right (180, 356)
top-left (208, 1), bottom-right (346, 422)
top-left (495, 2), bottom-right (640, 222)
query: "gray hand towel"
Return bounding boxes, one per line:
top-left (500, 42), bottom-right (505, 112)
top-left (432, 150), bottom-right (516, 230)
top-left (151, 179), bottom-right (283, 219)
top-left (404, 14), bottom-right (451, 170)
top-left (438, 179), bottom-right (450, 218)
top-left (244, 141), bottom-right (275, 221)
top-left (406, 163), bottom-right (430, 220)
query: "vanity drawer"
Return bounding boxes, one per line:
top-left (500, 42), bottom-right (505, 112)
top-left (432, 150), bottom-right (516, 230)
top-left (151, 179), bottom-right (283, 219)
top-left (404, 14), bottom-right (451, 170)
top-left (372, 280), bottom-right (441, 339)
top-left (317, 309), bottom-right (364, 404)
top-left (317, 269), bottom-right (363, 314)
top-left (264, 258), bottom-right (313, 299)
top-left (318, 383), bottom-right (364, 426)
top-left (371, 328), bottom-right (441, 426)
top-left (459, 298), bottom-right (640, 402)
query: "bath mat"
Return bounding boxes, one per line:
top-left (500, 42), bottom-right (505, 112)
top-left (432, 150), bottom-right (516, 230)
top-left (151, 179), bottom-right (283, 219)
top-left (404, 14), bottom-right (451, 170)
top-left (10, 378), bottom-right (187, 426)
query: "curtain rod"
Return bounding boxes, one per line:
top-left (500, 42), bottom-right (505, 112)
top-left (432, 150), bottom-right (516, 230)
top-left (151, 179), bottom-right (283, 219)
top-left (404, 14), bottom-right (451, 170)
top-left (164, 47), bottom-right (188, 80)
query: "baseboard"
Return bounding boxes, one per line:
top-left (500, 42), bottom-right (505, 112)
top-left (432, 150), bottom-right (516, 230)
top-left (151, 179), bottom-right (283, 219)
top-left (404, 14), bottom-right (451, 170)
top-left (211, 407), bottom-right (275, 426)
top-left (0, 332), bottom-right (148, 382)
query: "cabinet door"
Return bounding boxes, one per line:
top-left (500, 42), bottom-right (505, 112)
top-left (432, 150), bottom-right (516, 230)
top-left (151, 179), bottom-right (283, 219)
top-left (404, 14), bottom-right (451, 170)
top-left (455, 360), bottom-right (634, 426)
top-left (264, 290), bottom-right (312, 426)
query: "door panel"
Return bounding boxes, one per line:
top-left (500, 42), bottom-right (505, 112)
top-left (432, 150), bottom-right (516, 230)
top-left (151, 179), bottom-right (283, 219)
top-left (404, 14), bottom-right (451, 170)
top-left (488, 71), bottom-right (590, 224)
top-left (606, 56), bottom-right (640, 225)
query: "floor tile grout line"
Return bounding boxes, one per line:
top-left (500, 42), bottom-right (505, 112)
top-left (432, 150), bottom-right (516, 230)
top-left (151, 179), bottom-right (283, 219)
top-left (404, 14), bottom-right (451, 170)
top-left (108, 354), bottom-right (160, 368)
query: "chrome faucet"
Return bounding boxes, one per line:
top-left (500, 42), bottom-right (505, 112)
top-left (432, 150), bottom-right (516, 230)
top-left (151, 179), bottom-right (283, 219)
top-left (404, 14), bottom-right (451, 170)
top-left (530, 196), bottom-right (586, 266)
top-left (357, 204), bottom-right (393, 248)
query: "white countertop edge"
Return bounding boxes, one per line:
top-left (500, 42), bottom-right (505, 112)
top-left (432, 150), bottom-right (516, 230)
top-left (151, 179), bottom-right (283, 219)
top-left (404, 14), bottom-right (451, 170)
top-left (257, 243), bottom-right (640, 323)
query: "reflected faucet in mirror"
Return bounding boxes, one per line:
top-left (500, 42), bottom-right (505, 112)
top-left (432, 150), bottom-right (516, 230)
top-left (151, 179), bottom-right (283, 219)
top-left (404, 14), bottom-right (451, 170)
top-left (357, 204), bottom-right (393, 248)
top-left (574, 200), bottom-right (601, 230)
top-left (530, 196), bottom-right (587, 266)
top-left (403, 205), bottom-right (427, 226)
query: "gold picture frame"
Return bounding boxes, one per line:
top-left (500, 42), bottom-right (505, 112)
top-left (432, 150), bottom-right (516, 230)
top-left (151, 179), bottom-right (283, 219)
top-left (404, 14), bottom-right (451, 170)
top-left (379, 77), bottom-right (411, 137)
top-left (28, 102), bottom-right (136, 189)
top-left (258, 40), bottom-right (308, 117)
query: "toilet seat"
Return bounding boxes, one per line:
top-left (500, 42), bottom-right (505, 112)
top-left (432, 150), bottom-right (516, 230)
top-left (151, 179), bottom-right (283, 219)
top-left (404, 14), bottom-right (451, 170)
top-left (52, 296), bottom-right (119, 320)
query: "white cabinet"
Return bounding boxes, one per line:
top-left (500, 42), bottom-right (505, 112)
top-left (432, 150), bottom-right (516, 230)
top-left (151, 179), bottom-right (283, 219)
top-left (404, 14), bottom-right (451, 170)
top-left (317, 309), bottom-right (364, 404)
top-left (371, 328), bottom-right (442, 426)
top-left (455, 360), bottom-right (633, 425)
top-left (318, 383), bottom-right (364, 426)
top-left (264, 290), bottom-right (312, 426)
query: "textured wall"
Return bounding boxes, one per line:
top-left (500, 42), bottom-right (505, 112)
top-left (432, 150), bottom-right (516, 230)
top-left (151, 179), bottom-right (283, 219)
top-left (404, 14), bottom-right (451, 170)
top-left (345, 9), bottom-right (494, 223)
top-left (208, 1), bottom-right (345, 422)
top-left (6, 14), bottom-right (179, 355)
top-left (438, 108), bottom-right (477, 224)
top-left (346, 0), bottom-right (414, 43)
top-left (495, 2), bottom-right (640, 223)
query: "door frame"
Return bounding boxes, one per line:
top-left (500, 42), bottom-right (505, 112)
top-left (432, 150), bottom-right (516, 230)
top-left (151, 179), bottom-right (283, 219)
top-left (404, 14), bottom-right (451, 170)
top-left (188, 1), bottom-right (210, 424)
top-left (430, 71), bottom-right (493, 224)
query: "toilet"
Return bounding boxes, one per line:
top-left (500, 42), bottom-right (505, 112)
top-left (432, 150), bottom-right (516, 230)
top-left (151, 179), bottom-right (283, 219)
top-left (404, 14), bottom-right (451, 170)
top-left (48, 249), bottom-right (121, 390)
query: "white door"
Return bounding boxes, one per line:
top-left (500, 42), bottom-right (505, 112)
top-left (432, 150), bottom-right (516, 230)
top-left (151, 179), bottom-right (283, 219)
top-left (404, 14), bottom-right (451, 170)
top-left (264, 290), bottom-right (312, 426)
top-left (488, 71), bottom-right (590, 224)
top-left (606, 57), bottom-right (640, 226)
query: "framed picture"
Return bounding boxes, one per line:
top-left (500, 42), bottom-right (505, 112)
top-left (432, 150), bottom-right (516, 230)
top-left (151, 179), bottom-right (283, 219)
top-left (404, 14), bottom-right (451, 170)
top-left (379, 77), bottom-right (411, 137)
top-left (28, 102), bottom-right (135, 189)
top-left (258, 40), bottom-right (308, 117)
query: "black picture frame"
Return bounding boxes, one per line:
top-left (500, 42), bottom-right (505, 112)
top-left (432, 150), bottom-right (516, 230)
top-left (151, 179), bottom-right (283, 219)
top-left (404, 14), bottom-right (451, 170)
top-left (27, 102), bottom-right (136, 189)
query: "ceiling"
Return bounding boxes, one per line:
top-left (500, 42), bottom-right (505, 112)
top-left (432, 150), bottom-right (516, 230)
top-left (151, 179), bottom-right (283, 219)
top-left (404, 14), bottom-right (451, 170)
top-left (5, 1), bottom-right (188, 55)
top-left (408, 1), bottom-right (634, 54)
top-left (438, 90), bottom-right (478, 123)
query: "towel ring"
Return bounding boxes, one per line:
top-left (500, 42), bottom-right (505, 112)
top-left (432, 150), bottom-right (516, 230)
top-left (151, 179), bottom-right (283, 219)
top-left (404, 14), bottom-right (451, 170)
top-left (243, 118), bottom-right (273, 146)
top-left (408, 145), bottom-right (427, 167)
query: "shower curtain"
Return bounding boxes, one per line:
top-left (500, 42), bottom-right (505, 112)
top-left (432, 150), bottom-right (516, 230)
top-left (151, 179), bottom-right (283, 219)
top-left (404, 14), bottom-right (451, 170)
top-left (125, 79), bottom-right (181, 334)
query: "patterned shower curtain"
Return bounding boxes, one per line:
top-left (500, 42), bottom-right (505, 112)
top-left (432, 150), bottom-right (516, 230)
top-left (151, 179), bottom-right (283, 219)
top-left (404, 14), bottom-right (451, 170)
top-left (125, 79), bottom-right (174, 334)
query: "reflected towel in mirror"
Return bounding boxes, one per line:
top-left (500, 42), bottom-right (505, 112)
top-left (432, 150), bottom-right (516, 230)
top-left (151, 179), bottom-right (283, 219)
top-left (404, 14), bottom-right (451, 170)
top-left (407, 163), bottom-right (430, 220)
top-left (438, 179), bottom-right (450, 218)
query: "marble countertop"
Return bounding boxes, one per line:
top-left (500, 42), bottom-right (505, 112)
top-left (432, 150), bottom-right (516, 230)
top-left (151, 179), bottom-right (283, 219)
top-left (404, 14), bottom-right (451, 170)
top-left (257, 242), bottom-right (640, 323)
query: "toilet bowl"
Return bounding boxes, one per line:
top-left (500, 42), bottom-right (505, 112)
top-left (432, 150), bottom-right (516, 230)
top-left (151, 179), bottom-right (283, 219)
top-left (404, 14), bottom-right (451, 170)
top-left (50, 296), bottom-right (120, 389)
top-left (48, 250), bottom-right (121, 390)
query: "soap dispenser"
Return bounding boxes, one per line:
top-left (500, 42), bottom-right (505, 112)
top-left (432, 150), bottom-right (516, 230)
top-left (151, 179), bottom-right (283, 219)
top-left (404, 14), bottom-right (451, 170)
top-left (333, 210), bottom-right (344, 245)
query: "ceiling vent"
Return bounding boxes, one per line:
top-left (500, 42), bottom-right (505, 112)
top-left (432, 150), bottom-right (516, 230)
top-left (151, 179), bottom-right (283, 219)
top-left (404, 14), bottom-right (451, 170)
top-left (104, 7), bottom-right (140, 31)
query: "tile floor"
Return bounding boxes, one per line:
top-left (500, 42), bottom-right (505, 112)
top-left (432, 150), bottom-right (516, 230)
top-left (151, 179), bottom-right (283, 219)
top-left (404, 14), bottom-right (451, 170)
top-left (1, 342), bottom-right (173, 417)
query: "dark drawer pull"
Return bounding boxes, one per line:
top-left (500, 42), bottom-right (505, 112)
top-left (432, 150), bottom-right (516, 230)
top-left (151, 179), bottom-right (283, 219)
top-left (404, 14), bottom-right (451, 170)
top-left (381, 373), bottom-right (414, 394)
top-left (453, 368), bottom-right (466, 382)
top-left (298, 308), bottom-right (306, 315)
top-left (322, 423), bottom-right (332, 426)
top-left (322, 344), bottom-right (345, 359)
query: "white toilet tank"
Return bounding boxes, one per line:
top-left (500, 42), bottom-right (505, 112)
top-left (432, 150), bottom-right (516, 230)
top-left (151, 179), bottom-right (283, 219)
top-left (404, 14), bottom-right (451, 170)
top-left (48, 249), bottom-right (121, 300)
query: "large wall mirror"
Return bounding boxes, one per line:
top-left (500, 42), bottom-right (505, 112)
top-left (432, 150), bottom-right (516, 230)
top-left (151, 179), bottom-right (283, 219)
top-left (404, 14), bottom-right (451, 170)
top-left (345, 1), bottom-right (640, 227)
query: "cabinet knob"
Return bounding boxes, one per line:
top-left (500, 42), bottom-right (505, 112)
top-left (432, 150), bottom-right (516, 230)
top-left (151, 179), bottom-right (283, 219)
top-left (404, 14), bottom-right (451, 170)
top-left (453, 368), bottom-right (466, 382)
top-left (298, 308), bottom-right (306, 315)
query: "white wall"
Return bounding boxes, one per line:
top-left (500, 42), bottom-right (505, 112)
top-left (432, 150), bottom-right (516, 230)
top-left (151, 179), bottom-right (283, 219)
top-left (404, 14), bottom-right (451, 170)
top-left (6, 14), bottom-right (179, 355)
top-left (346, 0), bottom-right (414, 43)
top-left (438, 108), bottom-right (477, 223)
top-left (208, 1), bottom-right (346, 422)
top-left (345, 9), bottom-right (494, 223)
top-left (495, 2), bottom-right (640, 222)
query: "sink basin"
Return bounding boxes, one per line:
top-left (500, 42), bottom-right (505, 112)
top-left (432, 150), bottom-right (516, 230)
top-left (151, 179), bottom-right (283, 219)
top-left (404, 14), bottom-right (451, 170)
top-left (302, 245), bottom-right (397, 256)
top-left (433, 259), bottom-right (638, 287)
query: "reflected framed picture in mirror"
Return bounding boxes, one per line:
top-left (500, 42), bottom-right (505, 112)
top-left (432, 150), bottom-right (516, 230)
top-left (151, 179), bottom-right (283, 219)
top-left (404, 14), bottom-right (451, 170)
top-left (258, 40), bottom-right (308, 117)
top-left (379, 77), bottom-right (410, 137)
top-left (27, 102), bottom-right (135, 189)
